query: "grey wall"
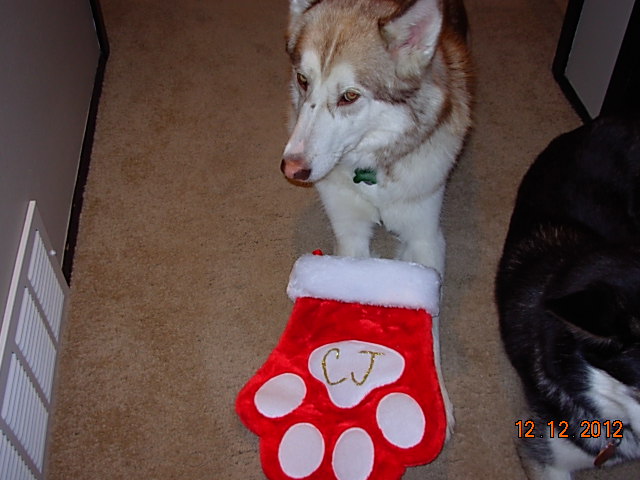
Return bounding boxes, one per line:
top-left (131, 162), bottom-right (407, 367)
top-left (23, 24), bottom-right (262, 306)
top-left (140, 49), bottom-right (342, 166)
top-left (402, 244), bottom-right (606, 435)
top-left (565, 0), bottom-right (635, 117)
top-left (0, 0), bottom-right (101, 321)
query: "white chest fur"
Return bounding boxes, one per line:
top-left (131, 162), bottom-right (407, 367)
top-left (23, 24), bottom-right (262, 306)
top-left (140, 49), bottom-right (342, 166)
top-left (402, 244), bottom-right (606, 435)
top-left (588, 367), bottom-right (640, 457)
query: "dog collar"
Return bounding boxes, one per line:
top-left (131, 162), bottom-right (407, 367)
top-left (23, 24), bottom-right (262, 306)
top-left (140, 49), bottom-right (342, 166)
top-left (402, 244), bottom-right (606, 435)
top-left (594, 437), bottom-right (622, 467)
top-left (353, 168), bottom-right (377, 185)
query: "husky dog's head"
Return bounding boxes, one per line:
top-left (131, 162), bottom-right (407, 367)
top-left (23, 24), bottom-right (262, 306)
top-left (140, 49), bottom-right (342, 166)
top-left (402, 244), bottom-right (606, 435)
top-left (281, 0), bottom-right (448, 182)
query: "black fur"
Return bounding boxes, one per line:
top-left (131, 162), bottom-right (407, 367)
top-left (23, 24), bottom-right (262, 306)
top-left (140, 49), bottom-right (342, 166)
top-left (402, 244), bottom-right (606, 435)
top-left (495, 115), bottom-right (640, 473)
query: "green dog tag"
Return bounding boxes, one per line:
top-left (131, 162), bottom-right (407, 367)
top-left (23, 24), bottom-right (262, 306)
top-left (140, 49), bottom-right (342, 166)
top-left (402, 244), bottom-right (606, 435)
top-left (353, 168), bottom-right (377, 185)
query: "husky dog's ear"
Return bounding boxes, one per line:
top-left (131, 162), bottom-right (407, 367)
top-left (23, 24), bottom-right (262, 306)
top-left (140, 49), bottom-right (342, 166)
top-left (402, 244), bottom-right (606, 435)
top-left (380, 0), bottom-right (443, 78)
top-left (289, 0), bottom-right (322, 23)
top-left (287, 0), bottom-right (323, 56)
top-left (545, 285), bottom-right (619, 340)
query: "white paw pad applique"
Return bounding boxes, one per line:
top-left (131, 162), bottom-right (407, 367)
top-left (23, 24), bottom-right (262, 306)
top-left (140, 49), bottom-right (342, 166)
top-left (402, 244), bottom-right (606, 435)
top-left (236, 254), bottom-right (446, 480)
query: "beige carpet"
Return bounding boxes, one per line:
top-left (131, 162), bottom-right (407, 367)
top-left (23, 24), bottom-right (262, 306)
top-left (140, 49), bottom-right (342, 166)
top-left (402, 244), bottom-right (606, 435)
top-left (46, 0), bottom-right (640, 479)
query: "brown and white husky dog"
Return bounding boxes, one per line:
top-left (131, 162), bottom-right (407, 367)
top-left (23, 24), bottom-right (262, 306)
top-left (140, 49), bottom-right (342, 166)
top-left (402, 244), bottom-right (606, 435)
top-left (280, 0), bottom-right (473, 437)
top-left (280, 0), bottom-right (472, 276)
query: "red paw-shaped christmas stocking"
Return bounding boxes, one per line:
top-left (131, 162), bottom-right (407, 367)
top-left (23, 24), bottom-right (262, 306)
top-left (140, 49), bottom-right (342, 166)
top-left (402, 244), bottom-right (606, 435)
top-left (236, 253), bottom-right (446, 480)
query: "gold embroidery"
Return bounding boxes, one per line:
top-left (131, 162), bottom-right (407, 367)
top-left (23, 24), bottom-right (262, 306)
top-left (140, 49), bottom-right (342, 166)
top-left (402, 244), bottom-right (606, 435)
top-left (351, 350), bottom-right (385, 386)
top-left (322, 348), bottom-right (347, 385)
top-left (321, 347), bottom-right (385, 386)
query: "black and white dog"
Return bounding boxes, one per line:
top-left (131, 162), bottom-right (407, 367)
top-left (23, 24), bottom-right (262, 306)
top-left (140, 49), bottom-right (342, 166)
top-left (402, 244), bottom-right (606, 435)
top-left (496, 116), bottom-right (640, 479)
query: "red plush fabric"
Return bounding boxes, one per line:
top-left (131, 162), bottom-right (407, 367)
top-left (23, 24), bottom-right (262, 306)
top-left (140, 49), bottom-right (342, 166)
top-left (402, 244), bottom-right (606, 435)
top-left (236, 297), bottom-right (446, 480)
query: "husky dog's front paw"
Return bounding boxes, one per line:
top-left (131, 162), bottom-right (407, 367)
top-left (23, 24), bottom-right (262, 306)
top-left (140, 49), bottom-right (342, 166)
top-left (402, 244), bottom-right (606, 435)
top-left (397, 234), bottom-right (446, 276)
top-left (442, 389), bottom-right (455, 442)
top-left (517, 440), bottom-right (573, 480)
top-left (335, 239), bottom-right (371, 259)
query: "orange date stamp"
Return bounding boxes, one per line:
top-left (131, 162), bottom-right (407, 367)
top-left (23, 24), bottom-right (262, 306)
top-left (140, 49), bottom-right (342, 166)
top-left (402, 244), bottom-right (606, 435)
top-left (515, 420), bottom-right (624, 439)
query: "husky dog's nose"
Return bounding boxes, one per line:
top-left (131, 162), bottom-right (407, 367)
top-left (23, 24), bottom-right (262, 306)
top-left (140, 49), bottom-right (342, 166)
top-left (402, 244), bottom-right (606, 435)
top-left (281, 156), bottom-right (311, 181)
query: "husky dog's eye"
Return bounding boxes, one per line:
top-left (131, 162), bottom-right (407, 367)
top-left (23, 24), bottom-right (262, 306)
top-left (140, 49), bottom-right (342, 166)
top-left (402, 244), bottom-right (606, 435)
top-left (339, 89), bottom-right (361, 106)
top-left (296, 72), bottom-right (308, 91)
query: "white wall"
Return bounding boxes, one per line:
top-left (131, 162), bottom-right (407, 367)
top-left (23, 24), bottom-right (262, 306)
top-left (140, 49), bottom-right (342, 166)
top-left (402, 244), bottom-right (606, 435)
top-left (0, 0), bottom-right (101, 321)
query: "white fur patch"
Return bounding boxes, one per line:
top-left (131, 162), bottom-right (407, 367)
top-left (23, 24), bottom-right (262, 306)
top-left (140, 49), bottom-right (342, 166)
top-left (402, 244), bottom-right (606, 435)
top-left (588, 366), bottom-right (640, 426)
top-left (587, 366), bottom-right (640, 460)
top-left (546, 437), bottom-right (594, 477)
